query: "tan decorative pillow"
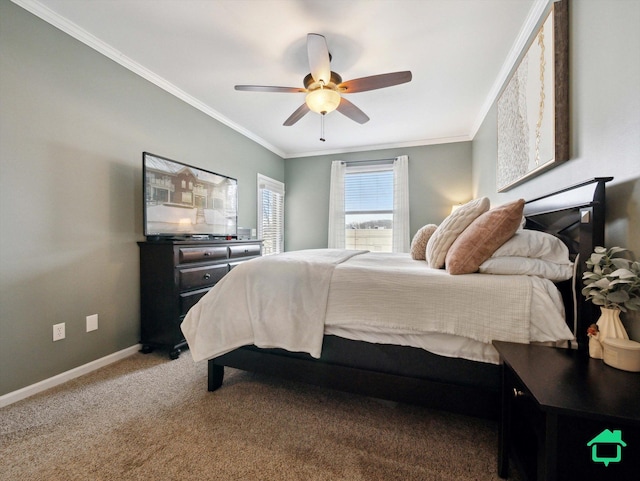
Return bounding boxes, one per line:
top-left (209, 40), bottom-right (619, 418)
top-left (445, 199), bottom-right (526, 275)
top-left (410, 224), bottom-right (438, 261)
top-left (426, 197), bottom-right (490, 269)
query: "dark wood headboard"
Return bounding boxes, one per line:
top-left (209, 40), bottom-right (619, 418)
top-left (523, 177), bottom-right (613, 353)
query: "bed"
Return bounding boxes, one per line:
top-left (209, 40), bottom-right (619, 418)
top-left (181, 178), bottom-right (611, 419)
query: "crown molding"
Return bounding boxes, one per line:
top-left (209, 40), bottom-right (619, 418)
top-left (469, 0), bottom-right (554, 139)
top-left (11, 0), bottom-right (287, 158)
top-left (284, 134), bottom-right (472, 159)
top-left (13, 0), bottom-right (552, 158)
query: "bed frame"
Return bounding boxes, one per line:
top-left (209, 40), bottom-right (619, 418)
top-left (207, 178), bottom-right (612, 419)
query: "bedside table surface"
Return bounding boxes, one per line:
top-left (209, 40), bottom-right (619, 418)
top-left (493, 341), bottom-right (640, 425)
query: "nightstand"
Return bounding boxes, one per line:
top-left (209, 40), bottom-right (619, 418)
top-left (493, 341), bottom-right (640, 481)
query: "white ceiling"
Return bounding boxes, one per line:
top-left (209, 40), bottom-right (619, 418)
top-left (17, 0), bottom-right (552, 158)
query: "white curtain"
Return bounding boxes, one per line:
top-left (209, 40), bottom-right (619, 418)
top-left (392, 155), bottom-right (410, 253)
top-left (327, 160), bottom-right (346, 248)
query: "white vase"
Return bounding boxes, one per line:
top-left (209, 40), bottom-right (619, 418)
top-left (596, 307), bottom-right (629, 344)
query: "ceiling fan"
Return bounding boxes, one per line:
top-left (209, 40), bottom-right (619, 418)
top-left (235, 33), bottom-right (412, 135)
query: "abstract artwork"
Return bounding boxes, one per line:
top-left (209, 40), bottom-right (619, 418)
top-left (497, 0), bottom-right (569, 192)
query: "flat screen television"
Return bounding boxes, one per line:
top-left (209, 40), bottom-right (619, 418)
top-left (143, 152), bottom-right (238, 239)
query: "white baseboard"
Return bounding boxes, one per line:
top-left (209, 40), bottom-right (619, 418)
top-left (0, 344), bottom-right (141, 408)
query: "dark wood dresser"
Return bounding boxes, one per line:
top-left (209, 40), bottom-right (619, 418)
top-left (138, 239), bottom-right (262, 359)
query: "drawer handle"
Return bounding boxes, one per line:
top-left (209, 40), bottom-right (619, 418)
top-left (513, 388), bottom-right (525, 398)
top-left (203, 273), bottom-right (211, 280)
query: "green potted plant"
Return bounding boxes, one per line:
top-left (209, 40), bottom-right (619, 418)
top-left (582, 246), bottom-right (640, 358)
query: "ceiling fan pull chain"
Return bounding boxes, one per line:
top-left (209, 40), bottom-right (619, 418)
top-left (320, 113), bottom-right (326, 142)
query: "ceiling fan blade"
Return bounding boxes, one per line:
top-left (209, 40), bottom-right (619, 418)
top-left (283, 103), bottom-right (310, 126)
top-left (307, 33), bottom-right (331, 84)
top-left (336, 98), bottom-right (370, 124)
top-left (338, 71), bottom-right (412, 93)
top-left (235, 85), bottom-right (305, 93)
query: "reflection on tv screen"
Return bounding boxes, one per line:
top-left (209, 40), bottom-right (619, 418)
top-left (143, 152), bottom-right (237, 238)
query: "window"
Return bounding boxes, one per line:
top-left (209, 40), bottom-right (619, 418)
top-left (345, 164), bottom-right (394, 252)
top-left (257, 174), bottom-right (284, 255)
top-left (328, 156), bottom-right (409, 252)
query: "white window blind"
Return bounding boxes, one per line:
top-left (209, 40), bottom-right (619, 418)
top-left (257, 174), bottom-right (284, 255)
top-left (345, 168), bottom-right (394, 215)
top-left (344, 162), bottom-right (394, 252)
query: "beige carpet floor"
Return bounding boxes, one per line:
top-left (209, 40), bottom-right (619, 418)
top-left (1, 351), bottom-right (521, 480)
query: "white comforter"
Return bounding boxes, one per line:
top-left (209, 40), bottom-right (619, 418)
top-left (181, 249), bottom-right (365, 362)
top-left (181, 250), bottom-right (574, 364)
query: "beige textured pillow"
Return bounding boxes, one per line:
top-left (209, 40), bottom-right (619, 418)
top-left (410, 224), bottom-right (438, 261)
top-left (426, 197), bottom-right (490, 268)
top-left (445, 199), bottom-right (525, 275)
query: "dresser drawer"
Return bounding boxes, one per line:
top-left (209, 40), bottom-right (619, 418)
top-left (180, 287), bottom-right (211, 315)
top-left (229, 244), bottom-right (261, 259)
top-left (179, 263), bottom-right (228, 290)
top-left (179, 246), bottom-right (228, 264)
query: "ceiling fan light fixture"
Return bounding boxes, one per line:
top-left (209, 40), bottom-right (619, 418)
top-left (236, 34), bottom-right (411, 128)
top-left (305, 86), bottom-right (340, 114)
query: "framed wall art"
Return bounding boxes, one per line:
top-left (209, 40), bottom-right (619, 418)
top-left (496, 0), bottom-right (569, 192)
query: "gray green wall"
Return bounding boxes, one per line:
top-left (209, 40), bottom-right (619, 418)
top-left (472, 0), bottom-right (640, 338)
top-left (0, 1), bottom-right (284, 396)
top-left (284, 143), bottom-right (473, 251)
top-left (3, 0), bottom-right (639, 397)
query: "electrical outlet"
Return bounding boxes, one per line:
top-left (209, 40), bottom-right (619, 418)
top-left (53, 323), bottom-right (65, 341)
top-left (86, 314), bottom-right (98, 332)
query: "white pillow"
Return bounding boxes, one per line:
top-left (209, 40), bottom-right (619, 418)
top-left (479, 256), bottom-right (573, 282)
top-left (426, 197), bottom-right (490, 269)
top-left (491, 230), bottom-right (570, 263)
